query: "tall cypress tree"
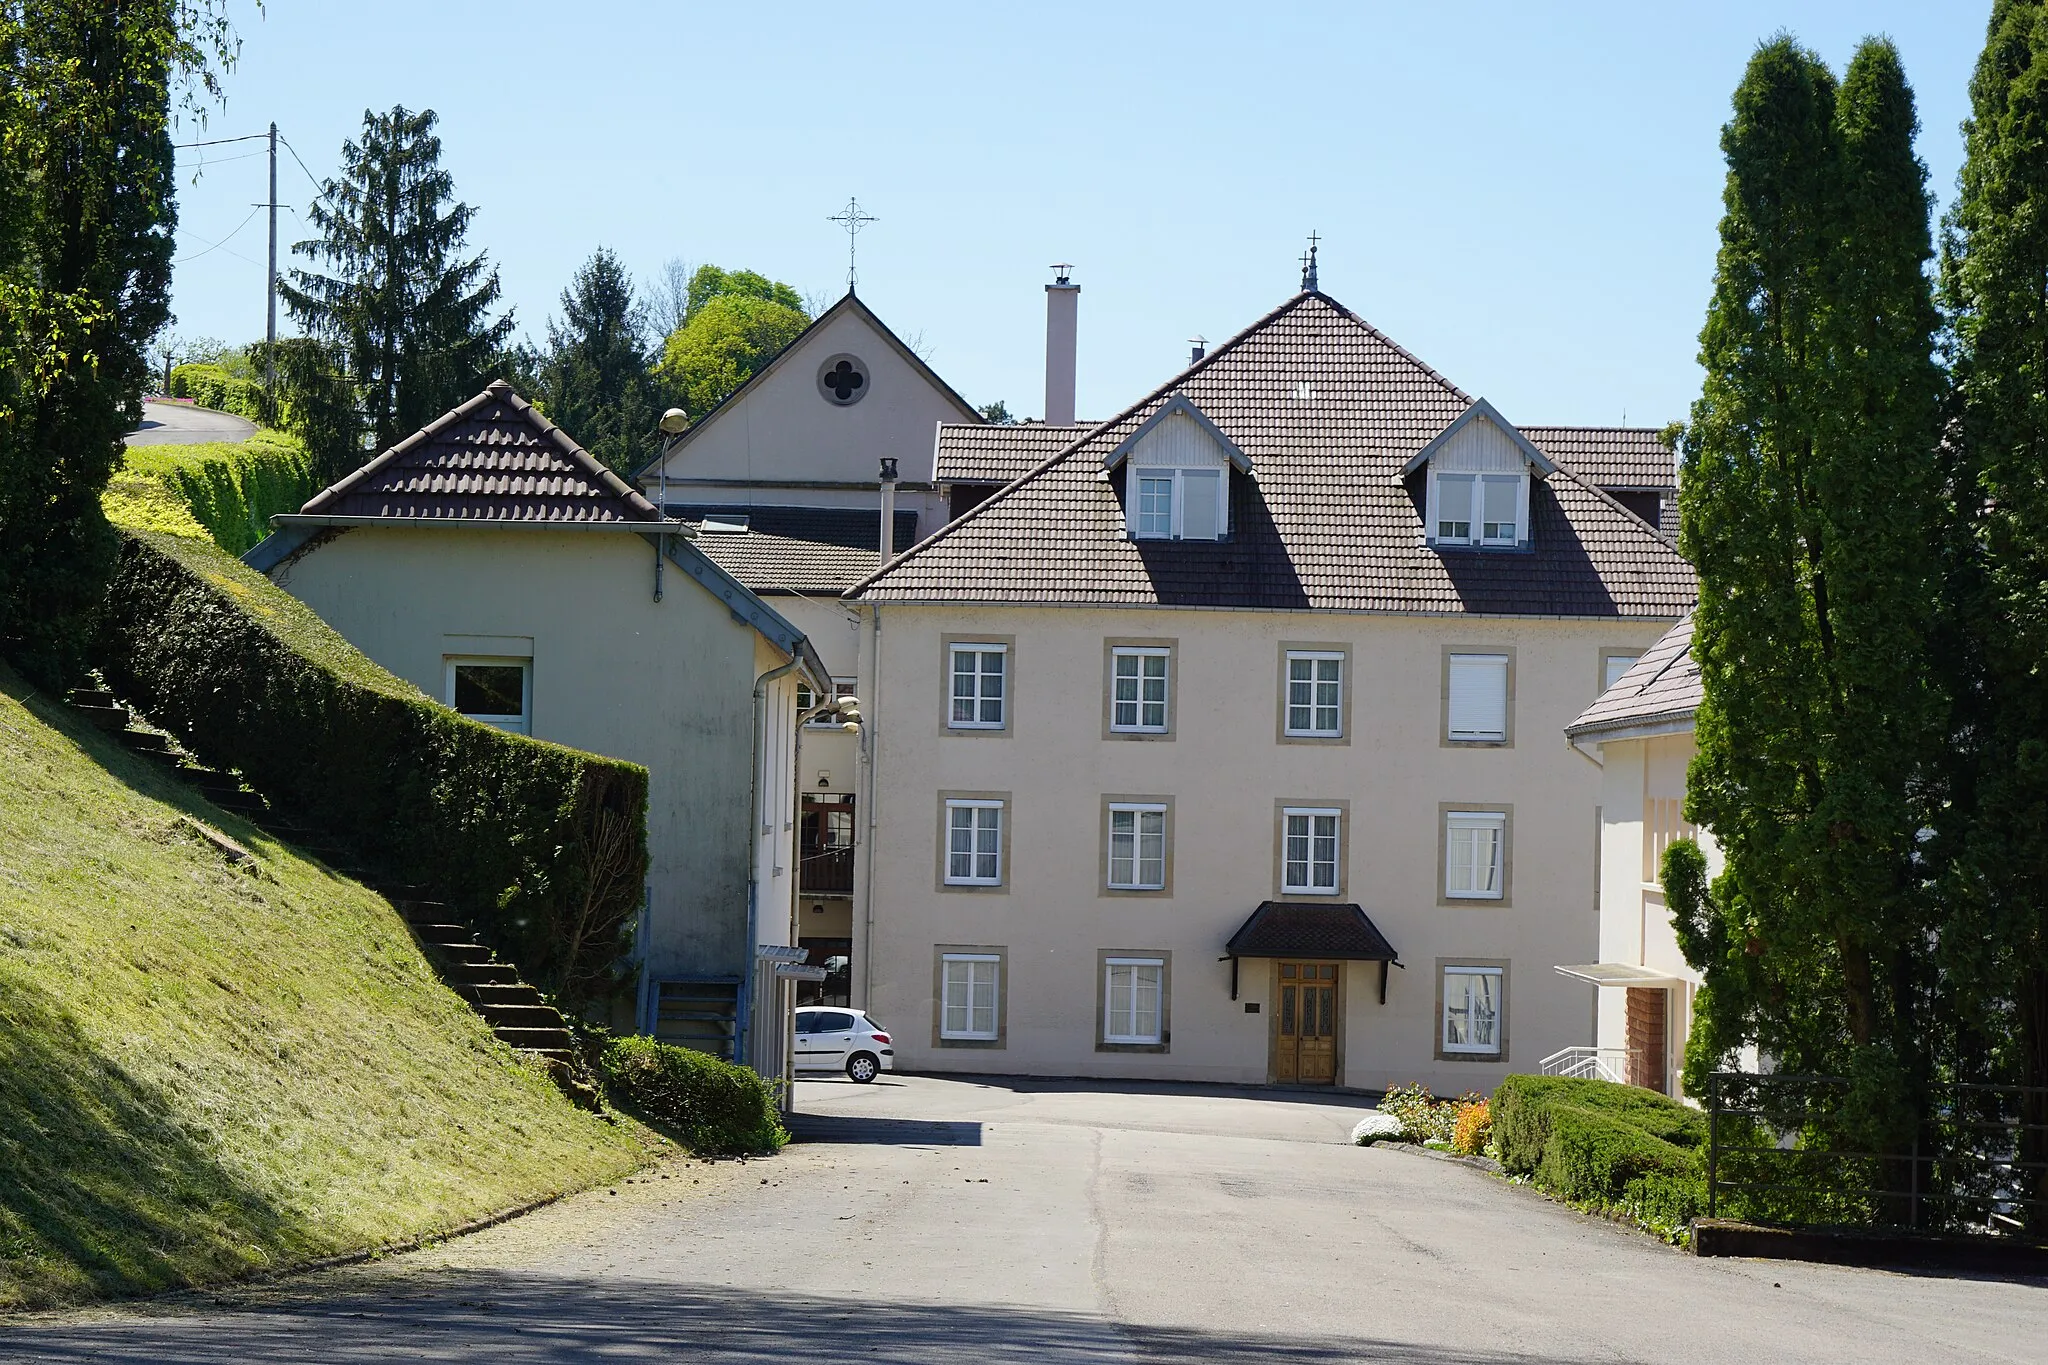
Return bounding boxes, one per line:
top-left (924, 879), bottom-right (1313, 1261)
top-left (0, 2), bottom-right (232, 684)
top-left (1939, 0), bottom-right (2048, 1216)
top-left (1673, 36), bottom-right (1944, 1156)
top-left (280, 106), bottom-right (514, 456)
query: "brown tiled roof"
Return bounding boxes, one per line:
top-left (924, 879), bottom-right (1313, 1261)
top-left (1566, 615), bottom-right (1699, 737)
top-left (850, 293), bottom-right (1697, 618)
top-left (1524, 427), bottom-right (1676, 490)
top-left (1225, 902), bottom-right (1400, 961)
top-left (935, 422), bottom-right (1091, 486)
top-left (664, 503), bottom-right (918, 596)
top-left (301, 380), bottom-right (659, 523)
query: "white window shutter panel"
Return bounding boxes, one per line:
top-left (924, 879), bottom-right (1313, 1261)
top-left (1448, 654), bottom-right (1509, 739)
top-left (1180, 469), bottom-right (1221, 540)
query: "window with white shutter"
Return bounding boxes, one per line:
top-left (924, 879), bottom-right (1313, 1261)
top-left (1446, 652), bottom-right (1510, 743)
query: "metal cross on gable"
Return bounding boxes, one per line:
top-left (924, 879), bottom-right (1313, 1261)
top-left (829, 196), bottom-right (877, 293)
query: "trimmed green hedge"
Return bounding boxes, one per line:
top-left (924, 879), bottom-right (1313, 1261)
top-left (1493, 1075), bottom-right (1708, 1240)
top-left (105, 430), bottom-right (319, 554)
top-left (94, 530), bottom-right (650, 1007)
top-left (599, 1036), bottom-right (787, 1157)
top-left (168, 362), bottom-right (272, 424)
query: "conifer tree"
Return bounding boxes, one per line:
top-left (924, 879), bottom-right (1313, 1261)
top-left (280, 106), bottom-right (514, 456)
top-left (1673, 36), bottom-right (1945, 1153)
top-left (1938, 0), bottom-right (2048, 1213)
top-left (526, 248), bottom-right (668, 474)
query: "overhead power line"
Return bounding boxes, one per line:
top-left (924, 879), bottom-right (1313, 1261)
top-left (173, 204), bottom-right (262, 266)
top-left (173, 132), bottom-right (269, 149)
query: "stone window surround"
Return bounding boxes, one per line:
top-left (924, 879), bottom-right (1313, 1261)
top-left (1098, 793), bottom-right (1175, 897)
top-left (1434, 957), bottom-right (1511, 1063)
top-left (1101, 636), bottom-right (1178, 741)
top-left (1275, 640), bottom-right (1354, 746)
top-left (1440, 644), bottom-right (1517, 749)
top-left (1096, 949), bottom-right (1173, 1053)
top-left (1437, 801), bottom-right (1514, 907)
top-left (935, 790), bottom-right (1013, 893)
top-left (932, 944), bottom-right (1007, 1049)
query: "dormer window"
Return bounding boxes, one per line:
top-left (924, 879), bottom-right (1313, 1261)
top-left (1133, 468), bottom-right (1224, 540)
top-left (1405, 398), bottom-right (1556, 552)
top-left (1435, 472), bottom-right (1521, 547)
top-left (1106, 394), bottom-right (1250, 545)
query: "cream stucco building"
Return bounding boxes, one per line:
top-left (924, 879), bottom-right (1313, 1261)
top-left (1561, 616), bottom-right (1720, 1098)
top-left (844, 289), bottom-right (1697, 1093)
top-left (247, 381), bottom-right (829, 1080)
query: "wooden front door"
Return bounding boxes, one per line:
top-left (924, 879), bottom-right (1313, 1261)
top-left (1274, 961), bottom-right (1340, 1084)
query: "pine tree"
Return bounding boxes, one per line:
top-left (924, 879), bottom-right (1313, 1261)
top-left (0, 1), bottom-right (233, 683)
top-left (279, 106), bottom-right (514, 456)
top-left (1938, 0), bottom-right (2048, 1219)
top-left (526, 248), bottom-right (668, 474)
top-left (1673, 36), bottom-right (1945, 1157)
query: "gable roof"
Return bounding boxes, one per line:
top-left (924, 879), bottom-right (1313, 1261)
top-left (298, 380), bottom-right (660, 524)
top-left (848, 292), bottom-right (1697, 619)
top-left (1398, 397), bottom-right (1558, 477)
top-left (1524, 427), bottom-right (1676, 490)
top-left (1566, 614), bottom-right (1699, 740)
top-left (936, 422), bottom-right (1091, 486)
top-left (663, 502), bottom-right (918, 596)
top-left (1105, 394), bottom-right (1251, 472)
top-left (632, 291), bottom-right (982, 483)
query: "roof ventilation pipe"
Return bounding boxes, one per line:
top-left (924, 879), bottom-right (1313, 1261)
top-left (1044, 265), bottom-right (1079, 425)
top-left (1189, 335), bottom-right (1206, 366)
top-left (878, 457), bottom-right (898, 570)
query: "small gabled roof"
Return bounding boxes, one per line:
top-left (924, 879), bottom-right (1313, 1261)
top-left (300, 380), bottom-right (660, 523)
top-left (631, 291), bottom-right (982, 482)
top-left (1103, 393), bottom-right (1252, 472)
top-left (1399, 397), bottom-right (1559, 478)
top-left (1566, 614), bottom-right (1700, 740)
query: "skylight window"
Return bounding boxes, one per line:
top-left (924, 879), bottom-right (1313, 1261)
top-left (698, 514), bottom-right (750, 534)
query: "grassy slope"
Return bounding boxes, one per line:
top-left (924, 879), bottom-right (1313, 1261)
top-left (0, 665), bottom-right (647, 1311)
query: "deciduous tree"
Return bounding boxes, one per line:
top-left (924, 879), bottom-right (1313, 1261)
top-left (652, 265), bottom-right (809, 422)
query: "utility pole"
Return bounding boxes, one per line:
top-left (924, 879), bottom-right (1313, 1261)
top-left (265, 121), bottom-right (278, 389)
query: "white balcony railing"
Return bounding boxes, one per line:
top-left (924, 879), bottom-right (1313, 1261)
top-left (1539, 1046), bottom-right (1638, 1084)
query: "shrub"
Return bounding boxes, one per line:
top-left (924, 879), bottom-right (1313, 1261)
top-left (1491, 1074), bottom-right (1708, 1242)
top-left (1351, 1112), bottom-right (1408, 1145)
top-left (1380, 1083), bottom-right (1484, 1144)
top-left (1452, 1098), bottom-right (1491, 1155)
top-left (94, 530), bottom-right (650, 1007)
top-left (168, 362), bottom-right (273, 424)
top-left (105, 430), bottom-right (319, 555)
top-left (599, 1036), bottom-right (787, 1157)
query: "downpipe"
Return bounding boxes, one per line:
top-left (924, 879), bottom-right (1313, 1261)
top-left (743, 657), bottom-right (800, 1075)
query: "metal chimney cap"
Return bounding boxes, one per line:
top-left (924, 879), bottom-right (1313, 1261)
top-left (879, 457), bottom-right (899, 483)
top-left (1048, 263), bottom-right (1076, 287)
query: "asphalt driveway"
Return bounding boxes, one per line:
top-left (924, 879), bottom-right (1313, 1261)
top-left (125, 401), bottom-right (255, 446)
top-left (4, 1074), bottom-right (2044, 1362)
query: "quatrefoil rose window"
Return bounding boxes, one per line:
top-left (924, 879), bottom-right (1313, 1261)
top-left (817, 354), bottom-right (869, 406)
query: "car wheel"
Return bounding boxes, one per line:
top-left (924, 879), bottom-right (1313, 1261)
top-left (846, 1053), bottom-right (879, 1084)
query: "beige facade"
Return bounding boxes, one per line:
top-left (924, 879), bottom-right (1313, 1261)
top-left (265, 525), bottom-right (814, 1070)
top-left (852, 603), bottom-right (1673, 1093)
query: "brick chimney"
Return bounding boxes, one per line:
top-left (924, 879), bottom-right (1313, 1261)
top-left (1044, 265), bottom-right (1078, 425)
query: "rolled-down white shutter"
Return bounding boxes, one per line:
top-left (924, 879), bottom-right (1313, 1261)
top-left (1447, 653), bottom-right (1509, 740)
top-left (1179, 469), bottom-right (1221, 540)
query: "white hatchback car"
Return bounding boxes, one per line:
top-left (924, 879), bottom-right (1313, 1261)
top-left (792, 1006), bottom-right (895, 1083)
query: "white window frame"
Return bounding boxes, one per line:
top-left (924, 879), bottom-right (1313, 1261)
top-left (1109, 647), bottom-right (1171, 733)
top-left (940, 953), bottom-right (1001, 1041)
top-left (445, 656), bottom-right (532, 736)
top-left (948, 643), bottom-right (1008, 730)
top-left (944, 799), bottom-right (1004, 886)
top-left (1602, 653), bottom-right (1640, 691)
top-left (800, 676), bottom-right (859, 727)
top-left (1433, 471), bottom-right (1525, 548)
top-left (1442, 965), bottom-right (1504, 1055)
top-left (1445, 811), bottom-right (1507, 900)
top-left (1446, 652), bottom-right (1510, 743)
top-left (1281, 806), bottom-right (1342, 895)
top-left (1107, 803), bottom-right (1168, 890)
top-left (1128, 467), bottom-right (1228, 541)
top-left (1284, 651), bottom-right (1344, 738)
top-left (1103, 957), bottom-right (1165, 1045)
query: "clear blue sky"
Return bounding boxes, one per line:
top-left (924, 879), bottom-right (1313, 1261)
top-left (167, 1), bottom-right (1988, 428)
